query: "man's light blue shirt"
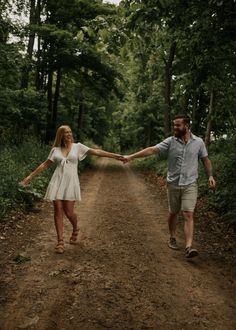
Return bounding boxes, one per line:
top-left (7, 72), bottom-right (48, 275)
top-left (155, 134), bottom-right (208, 186)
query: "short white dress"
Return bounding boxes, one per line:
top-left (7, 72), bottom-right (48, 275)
top-left (44, 143), bottom-right (89, 201)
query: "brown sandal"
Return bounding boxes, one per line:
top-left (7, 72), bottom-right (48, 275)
top-left (55, 239), bottom-right (64, 254)
top-left (69, 228), bottom-right (80, 244)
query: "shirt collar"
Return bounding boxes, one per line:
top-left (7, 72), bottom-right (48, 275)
top-left (174, 132), bottom-right (197, 143)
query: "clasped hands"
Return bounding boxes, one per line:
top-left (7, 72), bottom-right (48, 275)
top-left (115, 155), bottom-right (132, 163)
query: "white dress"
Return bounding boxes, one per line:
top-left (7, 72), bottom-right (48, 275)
top-left (44, 143), bottom-right (89, 201)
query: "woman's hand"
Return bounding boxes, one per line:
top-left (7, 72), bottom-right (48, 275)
top-left (114, 154), bottom-right (127, 162)
top-left (19, 176), bottom-right (32, 187)
top-left (122, 155), bottom-right (132, 163)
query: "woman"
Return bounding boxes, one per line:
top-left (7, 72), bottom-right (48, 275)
top-left (21, 125), bottom-right (124, 254)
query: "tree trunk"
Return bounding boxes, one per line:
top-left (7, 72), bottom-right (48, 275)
top-left (163, 41), bottom-right (176, 137)
top-left (45, 69), bottom-right (53, 143)
top-left (77, 81), bottom-right (84, 139)
top-left (35, 0), bottom-right (42, 90)
top-left (78, 100), bottom-right (84, 139)
top-left (182, 93), bottom-right (189, 114)
top-left (21, 0), bottom-right (36, 89)
top-left (191, 90), bottom-right (198, 133)
top-left (52, 67), bottom-right (61, 132)
top-left (205, 90), bottom-right (214, 147)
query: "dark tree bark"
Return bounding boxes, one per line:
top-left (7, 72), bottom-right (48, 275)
top-left (45, 68), bottom-right (53, 143)
top-left (35, 0), bottom-right (42, 90)
top-left (182, 93), bottom-right (189, 114)
top-left (78, 100), bottom-right (84, 139)
top-left (77, 79), bottom-right (85, 139)
top-left (163, 41), bottom-right (176, 137)
top-left (21, 0), bottom-right (36, 89)
top-left (205, 90), bottom-right (214, 147)
top-left (191, 90), bottom-right (198, 133)
top-left (52, 67), bottom-right (61, 132)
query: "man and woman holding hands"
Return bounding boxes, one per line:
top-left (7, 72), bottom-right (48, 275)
top-left (21, 114), bottom-right (216, 257)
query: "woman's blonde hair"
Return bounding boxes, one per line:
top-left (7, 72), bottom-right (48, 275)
top-left (52, 125), bottom-right (74, 147)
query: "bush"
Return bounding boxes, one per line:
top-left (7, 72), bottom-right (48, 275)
top-left (102, 131), bottom-right (121, 153)
top-left (132, 153), bottom-right (167, 177)
top-left (206, 137), bottom-right (236, 225)
top-left (0, 137), bottom-right (52, 219)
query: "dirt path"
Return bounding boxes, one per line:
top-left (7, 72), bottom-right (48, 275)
top-left (0, 159), bottom-right (235, 330)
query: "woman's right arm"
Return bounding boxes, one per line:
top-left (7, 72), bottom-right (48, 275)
top-left (20, 159), bottom-right (53, 186)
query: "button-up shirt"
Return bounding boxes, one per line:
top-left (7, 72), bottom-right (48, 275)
top-left (155, 134), bottom-right (208, 186)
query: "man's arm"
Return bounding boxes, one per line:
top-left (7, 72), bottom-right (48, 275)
top-left (125, 146), bottom-right (159, 162)
top-left (201, 156), bottom-right (216, 187)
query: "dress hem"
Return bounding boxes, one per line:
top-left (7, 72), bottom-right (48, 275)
top-left (44, 197), bottom-right (81, 201)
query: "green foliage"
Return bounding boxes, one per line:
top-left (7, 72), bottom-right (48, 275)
top-left (119, 0), bottom-right (236, 139)
top-left (0, 89), bottom-right (47, 144)
top-left (0, 137), bottom-right (52, 219)
top-left (132, 154), bottom-right (167, 177)
top-left (13, 254), bottom-right (31, 264)
top-left (103, 131), bottom-right (121, 153)
top-left (205, 137), bottom-right (236, 225)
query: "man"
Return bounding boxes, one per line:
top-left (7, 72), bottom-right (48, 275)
top-left (124, 114), bottom-right (216, 258)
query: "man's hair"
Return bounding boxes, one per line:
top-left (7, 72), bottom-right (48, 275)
top-left (174, 114), bottom-right (191, 126)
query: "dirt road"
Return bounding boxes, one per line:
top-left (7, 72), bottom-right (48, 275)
top-left (0, 159), bottom-right (235, 329)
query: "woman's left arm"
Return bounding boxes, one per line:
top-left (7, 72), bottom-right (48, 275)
top-left (87, 148), bottom-right (125, 161)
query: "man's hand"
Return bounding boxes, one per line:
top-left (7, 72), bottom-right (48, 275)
top-left (122, 156), bottom-right (132, 164)
top-left (115, 155), bottom-right (127, 162)
top-left (208, 176), bottom-right (216, 188)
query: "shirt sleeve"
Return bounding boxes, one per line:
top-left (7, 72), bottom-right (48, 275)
top-left (77, 143), bottom-right (89, 161)
top-left (198, 139), bottom-right (208, 159)
top-left (47, 147), bottom-right (56, 162)
top-left (155, 137), bottom-right (172, 154)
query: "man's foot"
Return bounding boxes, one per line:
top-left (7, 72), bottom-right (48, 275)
top-left (168, 237), bottom-right (178, 250)
top-left (185, 246), bottom-right (198, 258)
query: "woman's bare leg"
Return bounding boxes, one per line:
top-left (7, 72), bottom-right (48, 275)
top-left (53, 200), bottom-right (64, 241)
top-left (62, 201), bottom-right (77, 229)
top-left (62, 201), bottom-right (79, 243)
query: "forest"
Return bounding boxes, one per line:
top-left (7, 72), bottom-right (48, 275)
top-left (0, 0), bottom-right (236, 224)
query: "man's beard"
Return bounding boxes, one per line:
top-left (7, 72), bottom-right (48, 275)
top-left (174, 128), bottom-right (187, 138)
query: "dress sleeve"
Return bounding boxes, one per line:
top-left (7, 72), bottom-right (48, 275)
top-left (77, 143), bottom-right (89, 161)
top-left (47, 147), bottom-right (56, 162)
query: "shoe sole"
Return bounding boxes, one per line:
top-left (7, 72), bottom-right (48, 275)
top-left (186, 250), bottom-right (198, 258)
top-left (167, 242), bottom-right (179, 250)
top-left (55, 249), bottom-right (64, 254)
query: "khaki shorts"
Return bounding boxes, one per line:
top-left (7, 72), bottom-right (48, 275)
top-left (167, 182), bottom-right (198, 214)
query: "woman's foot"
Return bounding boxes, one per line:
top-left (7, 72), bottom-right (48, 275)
top-left (55, 239), bottom-right (64, 254)
top-left (70, 228), bottom-right (80, 244)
